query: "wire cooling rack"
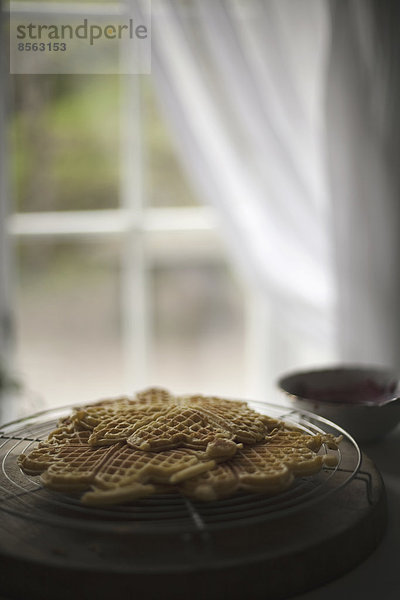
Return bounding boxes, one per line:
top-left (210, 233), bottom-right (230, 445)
top-left (0, 401), bottom-right (361, 535)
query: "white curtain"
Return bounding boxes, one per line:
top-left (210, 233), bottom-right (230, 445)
top-left (148, 0), bottom-right (400, 390)
top-left (150, 0), bottom-right (334, 393)
top-left (326, 0), bottom-right (400, 368)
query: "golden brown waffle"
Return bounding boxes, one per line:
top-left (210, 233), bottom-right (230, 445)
top-left (178, 462), bottom-right (238, 501)
top-left (48, 425), bottom-right (91, 445)
top-left (127, 406), bottom-right (238, 452)
top-left (135, 387), bottom-right (176, 404)
top-left (183, 398), bottom-right (277, 444)
top-left (265, 428), bottom-right (342, 451)
top-left (17, 387), bottom-right (341, 505)
top-left (70, 388), bottom-right (178, 440)
top-left (18, 440), bottom-right (229, 503)
top-left (69, 390), bottom-right (282, 453)
top-left (40, 444), bottom-right (119, 491)
top-left (180, 395), bottom-right (249, 409)
top-left (71, 396), bottom-right (137, 426)
top-left (179, 444), bottom-right (293, 500)
top-left (82, 445), bottom-right (219, 505)
top-left (20, 441), bottom-right (219, 502)
top-left (179, 440), bottom-right (326, 500)
top-left (182, 394), bottom-right (283, 428)
top-left (71, 401), bottom-right (158, 430)
top-left (235, 441), bottom-right (328, 489)
top-left (87, 399), bottom-right (279, 452)
top-left (17, 425), bottom-right (92, 475)
top-left (86, 405), bottom-right (173, 446)
top-left (96, 445), bottom-right (216, 487)
top-left (87, 387), bottom-right (173, 408)
top-left (264, 429), bottom-right (324, 451)
top-left (181, 395), bottom-right (283, 429)
top-left (72, 388), bottom-right (175, 427)
top-left (266, 446), bottom-right (324, 476)
top-left (18, 443), bottom-right (61, 476)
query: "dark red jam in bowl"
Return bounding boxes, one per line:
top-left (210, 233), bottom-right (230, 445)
top-left (297, 378), bottom-right (397, 406)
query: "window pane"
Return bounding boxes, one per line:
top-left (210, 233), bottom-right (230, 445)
top-left (143, 79), bottom-right (200, 208)
top-left (15, 238), bottom-right (124, 411)
top-left (14, 234), bottom-right (247, 415)
top-left (11, 75), bottom-right (120, 212)
top-left (149, 255), bottom-right (246, 397)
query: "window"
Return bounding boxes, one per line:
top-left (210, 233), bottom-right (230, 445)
top-left (5, 2), bottom-right (249, 419)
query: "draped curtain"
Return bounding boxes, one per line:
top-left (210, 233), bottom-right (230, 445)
top-left (326, 0), bottom-right (400, 367)
top-left (148, 0), bottom-right (400, 391)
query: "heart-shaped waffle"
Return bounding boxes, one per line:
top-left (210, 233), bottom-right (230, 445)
top-left (179, 432), bottom-right (334, 501)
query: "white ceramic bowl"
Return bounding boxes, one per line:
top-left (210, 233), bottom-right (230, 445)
top-left (277, 365), bottom-right (400, 443)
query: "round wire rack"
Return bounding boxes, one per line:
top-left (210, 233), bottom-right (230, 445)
top-left (0, 401), bottom-right (361, 535)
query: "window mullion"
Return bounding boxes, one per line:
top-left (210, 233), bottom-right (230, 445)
top-left (1, 0), bottom-right (16, 422)
top-left (120, 72), bottom-right (149, 391)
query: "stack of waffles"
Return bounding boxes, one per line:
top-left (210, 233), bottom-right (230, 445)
top-left (18, 388), bottom-right (342, 505)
